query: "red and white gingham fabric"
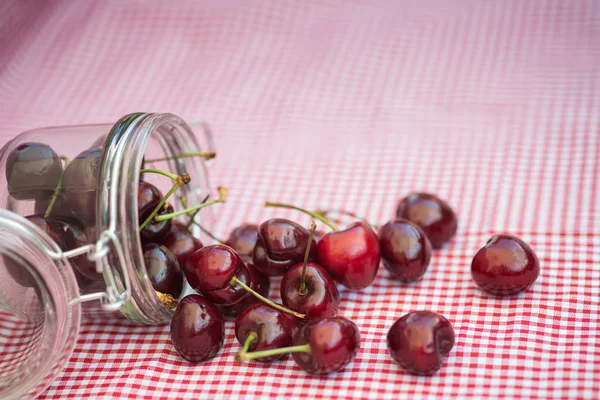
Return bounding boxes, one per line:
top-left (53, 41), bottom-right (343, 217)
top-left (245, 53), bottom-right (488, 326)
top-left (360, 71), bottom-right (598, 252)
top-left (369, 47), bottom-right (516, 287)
top-left (1, 0), bottom-right (599, 398)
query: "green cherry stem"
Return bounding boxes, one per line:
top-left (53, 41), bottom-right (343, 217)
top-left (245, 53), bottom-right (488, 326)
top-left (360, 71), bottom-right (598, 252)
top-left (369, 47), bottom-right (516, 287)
top-left (299, 221), bottom-right (317, 296)
top-left (229, 276), bottom-right (305, 319)
top-left (235, 331), bottom-right (258, 362)
top-left (139, 168), bottom-right (180, 181)
top-left (145, 152), bottom-right (216, 163)
top-left (44, 157), bottom-right (70, 218)
top-left (153, 187), bottom-right (227, 222)
top-left (264, 201), bottom-right (339, 231)
top-left (138, 173), bottom-right (191, 231)
top-left (192, 221), bottom-right (225, 244)
top-left (237, 344), bottom-right (311, 362)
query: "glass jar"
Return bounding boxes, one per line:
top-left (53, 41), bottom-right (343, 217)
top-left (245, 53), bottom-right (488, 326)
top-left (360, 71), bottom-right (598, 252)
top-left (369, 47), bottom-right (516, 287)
top-left (0, 113), bottom-right (215, 399)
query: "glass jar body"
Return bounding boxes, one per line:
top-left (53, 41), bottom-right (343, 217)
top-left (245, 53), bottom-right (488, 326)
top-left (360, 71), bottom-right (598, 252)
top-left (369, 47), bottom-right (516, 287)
top-left (0, 113), bottom-right (214, 399)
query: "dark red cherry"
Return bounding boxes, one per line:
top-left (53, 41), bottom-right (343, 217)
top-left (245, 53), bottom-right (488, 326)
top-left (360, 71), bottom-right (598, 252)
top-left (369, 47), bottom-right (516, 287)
top-left (235, 304), bottom-right (300, 362)
top-left (137, 181), bottom-right (162, 218)
top-left (60, 147), bottom-right (103, 226)
top-left (183, 244), bottom-right (250, 305)
top-left (225, 223), bottom-right (258, 259)
top-left (220, 263), bottom-right (271, 318)
top-left (5, 142), bottom-right (63, 200)
top-left (64, 223), bottom-right (102, 280)
top-left (143, 243), bottom-right (183, 298)
top-left (170, 294), bottom-right (224, 363)
top-left (280, 262), bottom-right (340, 320)
top-left (471, 234), bottom-right (540, 296)
top-left (26, 215), bottom-right (67, 250)
top-left (139, 203), bottom-right (173, 244)
top-left (378, 219), bottom-right (432, 283)
top-left (252, 218), bottom-right (317, 276)
top-left (396, 192), bottom-right (457, 249)
top-left (292, 317), bottom-right (361, 375)
top-left (162, 228), bottom-right (203, 266)
top-left (387, 311), bottom-right (455, 376)
top-left (316, 222), bottom-right (381, 290)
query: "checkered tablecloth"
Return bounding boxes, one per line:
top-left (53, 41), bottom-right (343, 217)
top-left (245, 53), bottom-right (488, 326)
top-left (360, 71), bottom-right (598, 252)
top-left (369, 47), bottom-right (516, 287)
top-left (1, 1), bottom-right (599, 398)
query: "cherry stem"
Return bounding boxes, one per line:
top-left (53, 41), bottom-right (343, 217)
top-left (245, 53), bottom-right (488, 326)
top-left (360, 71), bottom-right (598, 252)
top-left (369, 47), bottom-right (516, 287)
top-left (139, 168), bottom-right (180, 181)
top-left (192, 221), bottom-right (225, 244)
top-left (264, 201), bottom-right (338, 231)
top-left (44, 157), bottom-right (70, 218)
top-left (155, 291), bottom-right (179, 308)
top-left (145, 152), bottom-right (216, 163)
top-left (235, 331), bottom-right (258, 362)
top-left (229, 276), bottom-right (305, 319)
top-left (299, 221), bottom-right (316, 296)
top-left (153, 187), bottom-right (227, 222)
top-left (138, 174), bottom-right (191, 231)
top-left (236, 344), bottom-right (311, 362)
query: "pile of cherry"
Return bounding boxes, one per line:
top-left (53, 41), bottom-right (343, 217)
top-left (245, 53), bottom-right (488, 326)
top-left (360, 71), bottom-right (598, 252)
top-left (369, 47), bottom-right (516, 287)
top-left (4, 142), bottom-right (541, 377)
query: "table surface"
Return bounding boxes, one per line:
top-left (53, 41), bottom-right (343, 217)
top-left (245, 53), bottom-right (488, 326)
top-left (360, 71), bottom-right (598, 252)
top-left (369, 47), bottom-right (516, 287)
top-left (1, 1), bottom-right (599, 399)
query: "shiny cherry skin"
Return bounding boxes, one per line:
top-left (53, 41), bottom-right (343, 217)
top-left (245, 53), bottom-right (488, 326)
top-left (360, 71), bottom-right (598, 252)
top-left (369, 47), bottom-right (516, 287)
top-left (64, 223), bottom-right (102, 280)
top-left (143, 243), bottom-right (183, 298)
top-left (5, 142), bottom-right (63, 201)
top-left (184, 244), bottom-right (251, 305)
top-left (396, 192), bottom-right (457, 249)
top-left (137, 181), bottom-right (163, 218)
top-left (378, 219), bottom-right (432, 283)
top-left (235, 303), bottom-right (300, 362)
top-left (139, 203), bottom-right (173, 244)
top-left (280, 262), bottom-right (340, 319)
top-left (225, 223), bottom-right (258, 260)
top-left (471, 234), bottom-right (540, 296)
top-left (387, 311), bottom-right (455, 376)
top-left (170, 294), bottom-right (224, 363)
top-left (60, 147), bottom-right (103, 226)
top-left (162, 228), bottom-right (203, 266)
top-left (292, 317), bottom-right (360, 375)
top-left (252, 218), bottom-right (317, 276)
top-left (316, 222), bottom-right (380, 290)
top-left (220, 263), bottom-right (271, 318)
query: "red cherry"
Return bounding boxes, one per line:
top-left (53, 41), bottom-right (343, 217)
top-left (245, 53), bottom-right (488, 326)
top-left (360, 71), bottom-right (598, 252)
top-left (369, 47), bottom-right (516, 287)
top-left (292, 317), bottom-right (360, 375)
top-left (280, 262), bottom-right (340, 320)
top-left (137, 181), bottom-right (163, 218)
top-left (162, 228), bottom-right (203, 266)
top-left (471, 234), bottom-right (540, 296)
top-left (396, 192), bottom-right (457, 249)
top-left (225, 223), bottom-right (258, 259)
top-left (317, 222), bottom-right (381, 290)
top-left (235, 303), bottom-right (300, 362)
top-left (170, 295), bottom-right (224, 363)
top-left (64, 223), bottom-right (102, 280)
top-left (143, 243), bottom-right (184, 298)
top-left (220, 263), bottom-right (271, 318)
top-left (183, 244), bottom-right (250, 305)
top-left (387, 311), bottom-right (455, 375)
top-left (378, 219), bottom-right (432, 283)
top-left (139, 203), bottom-right (173, 244)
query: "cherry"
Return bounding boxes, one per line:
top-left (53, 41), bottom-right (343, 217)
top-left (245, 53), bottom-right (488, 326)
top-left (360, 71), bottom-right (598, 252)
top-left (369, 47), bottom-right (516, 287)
top-left (265, 202), bottom-right (381, 290)
top-left (225, 223), bottom-right (258, 260)
top-left (138, 181), bottom-right (163, 219)
top-left (26, 215), bottom-right (67, 249)
top-left (143, 243), bottom-right (184, 298)
top-left (5, 142), bottom-right (63, 200)
top-left (64, 223), bottom-right (102, 280)
top-left (60, 147), bottom-right (103, 226)
top-left (396, 192), bottom-right (457, 249)
top-left (170, 294), bottom-right (224, 363)
top-left (240, 317), bottom-right (360, 374)
top-left (139, 203), bottom-right (173, 244)
top-left (378, 219), bottom-right (432, 283)
top-left (162, 228), bottom-right (203, 267)
top-left (252, 218), bottom-right (317, 276)
top-left (387, 311), bottom-right (455, 376)
top-left (280, 222), bottom-right (340, 319)
top-left (471, 234), bottom-right (540, 296)
top-left (235, 304), bottom-right (300, 362)
top-left (220, 263), bottom-right (271, 318)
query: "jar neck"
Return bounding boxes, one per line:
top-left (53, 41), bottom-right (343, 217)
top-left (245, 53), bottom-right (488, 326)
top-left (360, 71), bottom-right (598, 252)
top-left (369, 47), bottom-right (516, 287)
top-left (99, 113), bottom-right (212, 324)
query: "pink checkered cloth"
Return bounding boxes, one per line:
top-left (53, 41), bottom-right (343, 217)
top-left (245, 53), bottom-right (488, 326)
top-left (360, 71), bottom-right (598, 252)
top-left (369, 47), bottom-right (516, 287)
top-left (1, 0), bottom-right (599, 398)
